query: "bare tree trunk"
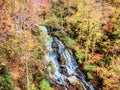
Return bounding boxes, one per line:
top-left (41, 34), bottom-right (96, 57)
top-left (24, 16), bottom-right (30, 90)
top-left (10, 0), bottom-right (30, 89)
top-left (22, 6), bottom-right (30, 89)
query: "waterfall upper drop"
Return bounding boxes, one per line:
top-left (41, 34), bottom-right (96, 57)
top-left (39, 26), bottom-right (95, 90)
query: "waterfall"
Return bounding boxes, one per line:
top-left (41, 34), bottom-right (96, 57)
top-left (38, 26), bottom-right (95, 90)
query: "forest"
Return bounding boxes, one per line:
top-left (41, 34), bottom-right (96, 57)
top-left (0, 0), bottom-right (120, 90)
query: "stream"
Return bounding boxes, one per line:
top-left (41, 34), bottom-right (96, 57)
top-left (39, 26), bottom-right (95, 90)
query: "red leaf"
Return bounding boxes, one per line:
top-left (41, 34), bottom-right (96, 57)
top-left (93, 53), bottom-right (104, 61)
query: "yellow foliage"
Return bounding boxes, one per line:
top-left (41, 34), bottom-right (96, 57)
top-left (96, 67), bottom-right (120, 90)
top-left (14, 0), bottom-right (20, 12)
top-left (23, 31), bottom-right (34, 51)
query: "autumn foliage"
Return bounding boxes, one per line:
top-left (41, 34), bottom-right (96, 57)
top-left (0, 0), bottom-right (120, 90)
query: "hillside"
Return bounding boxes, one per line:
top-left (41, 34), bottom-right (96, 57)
top-left (0, 0), bottom-right (120, 90)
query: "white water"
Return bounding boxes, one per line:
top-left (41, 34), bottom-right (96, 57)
top-left (39, 26), bottom-right (95, 90)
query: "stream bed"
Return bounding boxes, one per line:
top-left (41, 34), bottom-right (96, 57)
top-left (39, 26), bottom-right (95, 90)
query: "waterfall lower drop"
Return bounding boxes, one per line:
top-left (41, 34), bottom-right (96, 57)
top-left (39, 26), bottom-right (95, 90)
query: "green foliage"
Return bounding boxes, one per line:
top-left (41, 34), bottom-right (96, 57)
top-left (84, 65), bottom-right (95, 71)
top-left (39, 79), bottom-right (53, 90)
top-left (32, 26), bottom-right (47, 60)
top-left (68, 29), bottom-right (76, 38)
top-left (33, 47), bottom-right (44, 59)
top-left (76, 50), bottom-right (84, 64)
top-left (0, 65), bottom-right (8, 75)
top-left (61, 36), bottom-right (76, 48)
top-left (0, 65), bottom-right (14, 90)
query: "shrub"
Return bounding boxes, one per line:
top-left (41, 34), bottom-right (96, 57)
top-left (61, 36), bottom-right (76, 48)
top-left (39, 79), bottom-right (54, 90)
top-left (76, 50), bottom-right (84, 64)
top-left (84, 65), bottom-right (95, 71)
top-left (0, 65), bottom-right (14, 90)
top-left (33, 47), bottom-right (44, 59)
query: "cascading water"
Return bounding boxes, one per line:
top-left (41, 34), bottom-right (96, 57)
top-left (39, 26), bottom-right (95, 90)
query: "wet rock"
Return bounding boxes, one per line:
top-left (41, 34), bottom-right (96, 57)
top-left (58, 55), bottom-right (66, 65)
top-left (53, 84), bottom-right (65, 90)
top-left (67, 84), bottom-right (78, 90)
top-left (68, 76), bottom-right (79, 85)
top-left (60, 65), bottom-right (69, 76)
top-left (52, 42), bottom-right (58, 48)
top-left (52, 39), bottom-right (59, 53)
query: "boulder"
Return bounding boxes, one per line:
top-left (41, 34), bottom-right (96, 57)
top-left (68, 76), bottom-right (79, 85)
